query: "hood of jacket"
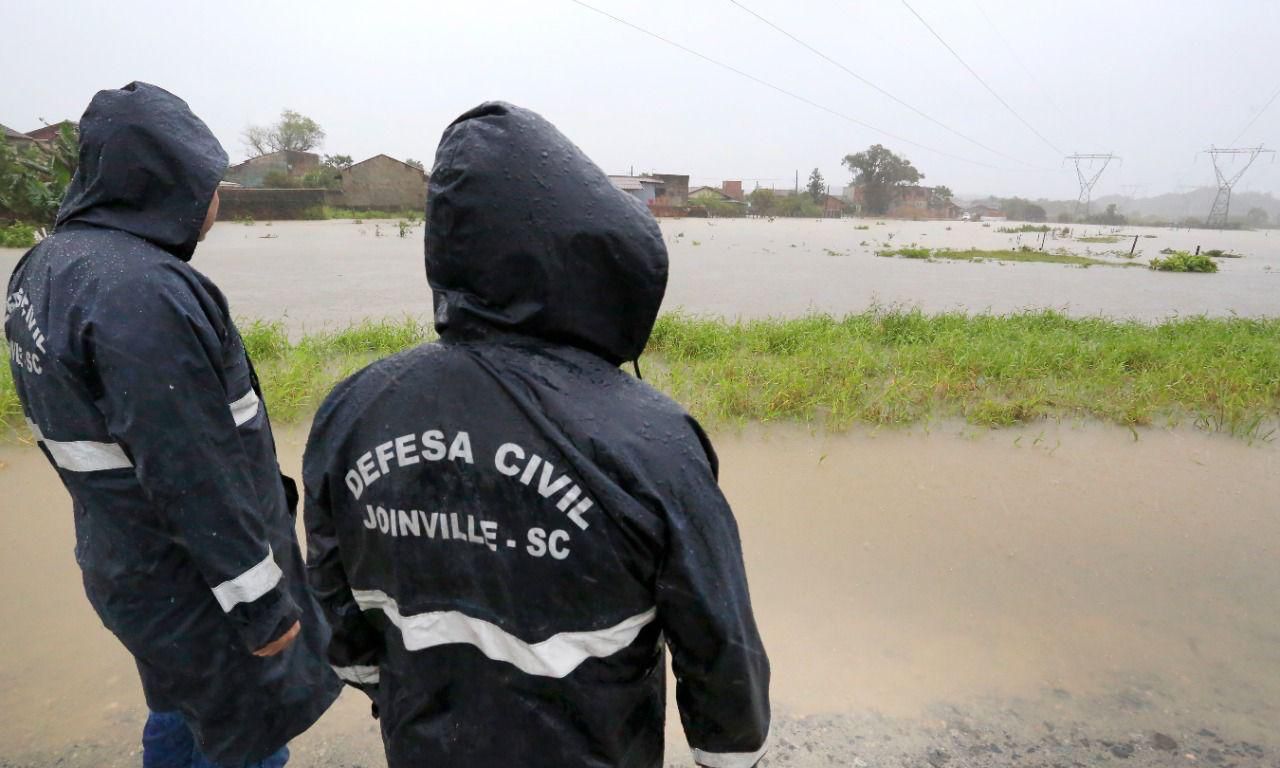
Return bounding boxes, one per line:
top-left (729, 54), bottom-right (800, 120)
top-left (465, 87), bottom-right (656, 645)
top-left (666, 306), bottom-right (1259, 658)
top-left (55, 81), bottom-right (228, 261)
top-left (425, 102), bottom-right (669, 365)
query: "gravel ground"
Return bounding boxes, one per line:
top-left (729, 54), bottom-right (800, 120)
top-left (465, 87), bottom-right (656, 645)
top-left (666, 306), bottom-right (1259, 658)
top-left (5, 688), bottom-right (1275, 768)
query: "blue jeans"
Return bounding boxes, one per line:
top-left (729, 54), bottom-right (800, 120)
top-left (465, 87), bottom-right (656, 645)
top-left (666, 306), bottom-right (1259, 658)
top-left (142, 711), bottom-right (289, 768)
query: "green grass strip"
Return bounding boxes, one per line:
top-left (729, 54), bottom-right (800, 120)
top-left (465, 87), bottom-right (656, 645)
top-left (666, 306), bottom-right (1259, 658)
top-left (4, 310), bottom-right (1278, 440)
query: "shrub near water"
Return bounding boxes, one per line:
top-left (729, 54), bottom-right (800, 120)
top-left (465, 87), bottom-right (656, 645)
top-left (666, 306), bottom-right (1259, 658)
top-left (0, 223), bottom-right (37, 248)
top-left (1149, 252), bottom-right (1218, 273)
top-left (4, 312), bottom-right (1278, 440)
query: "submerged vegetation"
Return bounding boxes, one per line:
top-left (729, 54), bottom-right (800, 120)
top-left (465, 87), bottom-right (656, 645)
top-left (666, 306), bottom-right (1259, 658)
top-left (996, 224), bottom-right (1054, 234)
top-left (876, 246), bottom-right (1137, 267)
top-left (8, 311), bottom-right (1276, 440)
top-left (308, 205), bottom-right (422, 221)
top-left (1149, 251), bottom-right (1219, 273)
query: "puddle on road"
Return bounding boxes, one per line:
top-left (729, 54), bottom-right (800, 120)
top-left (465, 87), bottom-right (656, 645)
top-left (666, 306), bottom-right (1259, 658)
top-left (1, 421), bottom-right (1277, 764)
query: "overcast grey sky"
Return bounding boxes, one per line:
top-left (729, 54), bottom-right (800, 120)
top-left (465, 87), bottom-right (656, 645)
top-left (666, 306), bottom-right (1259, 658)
top-left (4, 0), bottom-right (1278, 200)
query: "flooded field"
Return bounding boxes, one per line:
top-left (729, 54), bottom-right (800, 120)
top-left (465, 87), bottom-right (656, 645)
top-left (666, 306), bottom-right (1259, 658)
top-left (2, 422), bottom-right (1277, 766)
top-left (2, 217), bottom-right (1277, 765)
top-left (5, 218), bottom-right (1275, 334)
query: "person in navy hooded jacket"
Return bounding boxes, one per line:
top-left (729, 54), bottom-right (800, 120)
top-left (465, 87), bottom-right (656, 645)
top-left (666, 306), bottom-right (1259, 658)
top-left (303, 102), bottom-right (771, 768)
top-left (5, 82), bottom-right (340, 767)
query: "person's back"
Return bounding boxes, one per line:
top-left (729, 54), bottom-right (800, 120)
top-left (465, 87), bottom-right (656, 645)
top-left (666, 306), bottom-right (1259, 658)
top-left (303, 102), bottom-right (770, 768)
top-left (5, 82), bottom-right (340, 766)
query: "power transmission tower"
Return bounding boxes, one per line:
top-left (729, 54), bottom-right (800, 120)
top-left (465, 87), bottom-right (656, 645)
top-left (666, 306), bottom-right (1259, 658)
top-left (1204, 146), bottom-right (1273, 227)
top-left (1066, 153), bottom-right (1117, 218)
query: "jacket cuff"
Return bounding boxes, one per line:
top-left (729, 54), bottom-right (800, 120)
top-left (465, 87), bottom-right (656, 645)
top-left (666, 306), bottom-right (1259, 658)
top-left (230, 587), bottom-right (302, 653)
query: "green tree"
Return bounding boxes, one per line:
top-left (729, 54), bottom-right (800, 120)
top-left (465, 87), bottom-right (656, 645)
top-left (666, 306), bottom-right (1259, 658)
top-left (1245, 207), bottom-right (1269, 227)
top-left (1088, 203), bottom-right (1126, 226)
top-left (300, 167), bottom-right (342, 189)
top-left (747, 188), bottom-right (776, 215)
top-left (842, 145), bottom-right (922, 215)
top-left (931, 185), bottom-right (953, 206)
top-left (404, 158), bottom-right (425, 171)
top-left (242, 109), bottom-right (326, 156)
top-left (690, 189), bottom-right (744, 217)
top-left (0, 123), bottom-right (79, 230)
top-left (261, 170), bottom-right (298, 188)
top-left (1023, 203), bottom-right (1047, 222)
top-left (806, 168), bottom-right (825, 203)
top-left (775, 193), bottom-right (822, 218)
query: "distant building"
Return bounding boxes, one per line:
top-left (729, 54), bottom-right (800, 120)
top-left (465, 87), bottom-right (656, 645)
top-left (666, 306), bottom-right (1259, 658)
top-left (688, 185), bottom-right (733, 201)
top-left (24, 120), bottom-right (76, 143)
top-left (966, 204), bottom-right (1004, 221)
top-left (689, 186), bottom-right (749, 213)
top-left (0, 123), bottom-right (37, 150)
top-left (845, 183), bottom-right (961, 219)
top-left (721, 180), bottom-right (744, 201)
top-left (224, 150), bottom-right (320, 188)
top-left (337, 154), bottom-right (427, 211)
top-left (608, 175), bottom-right (666, 205)
top-left (644, 173), bottom-right (689, 207)
top-left (822, 195), bottom-right (845, 217)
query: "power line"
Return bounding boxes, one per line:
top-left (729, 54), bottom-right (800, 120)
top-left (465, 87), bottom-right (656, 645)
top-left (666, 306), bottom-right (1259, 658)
top-left (899, 0), bottom-right (1065, 157)
top-left (968, 0), bottom-right (1084, 144)
top-left (568, 0), bottom-right (1039, 172)
top-left (727, 0), bottom-right (1035, 168)
top-left (1231, 82), bottom-right (1280, 144)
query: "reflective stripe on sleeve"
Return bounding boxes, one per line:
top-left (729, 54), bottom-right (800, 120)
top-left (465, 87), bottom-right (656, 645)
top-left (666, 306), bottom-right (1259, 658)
top-left (332, 664), bottom-right (380, 685)
top-left (27, 418), bottom-right (133, 473)
top-left (211, 547), bottom-right (283, 612)
top-left (691, 730), bottom-right (771, 768)
top-left (229, 389), bottom-right (261, 427)
top-left (351, 589), bottom-right (656, 678)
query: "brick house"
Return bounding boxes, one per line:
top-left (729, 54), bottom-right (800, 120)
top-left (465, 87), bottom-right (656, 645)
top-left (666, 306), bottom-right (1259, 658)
top-left (224, 150), bottom-right (320, 188)
top-left (336, 154), bottom-right (428, 211)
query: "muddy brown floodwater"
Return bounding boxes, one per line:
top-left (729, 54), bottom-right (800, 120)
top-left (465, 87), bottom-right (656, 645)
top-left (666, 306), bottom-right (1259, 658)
top-left (1, 422), bottom-right (1277, 766)
top-left (6, 218), bottom-right (1275, 334)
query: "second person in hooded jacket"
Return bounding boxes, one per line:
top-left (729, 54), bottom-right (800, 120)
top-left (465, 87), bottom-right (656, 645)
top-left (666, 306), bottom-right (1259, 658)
top-left (303, 102), bottom-right (771, 768)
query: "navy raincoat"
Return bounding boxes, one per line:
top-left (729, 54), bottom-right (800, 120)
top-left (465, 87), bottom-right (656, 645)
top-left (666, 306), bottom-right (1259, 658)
top-left (4, 82), bottom-right (340, 764)
top-left (303, 102), bottom-right (771, 768)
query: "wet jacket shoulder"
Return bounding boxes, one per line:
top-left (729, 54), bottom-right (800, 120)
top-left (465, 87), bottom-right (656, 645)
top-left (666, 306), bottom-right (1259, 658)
top-left (304, 102), bottom-right (769, 768)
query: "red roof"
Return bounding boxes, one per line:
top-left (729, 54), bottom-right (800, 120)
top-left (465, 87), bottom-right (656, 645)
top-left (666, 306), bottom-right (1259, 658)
top-left (24, 121), bottom-right (75, 142)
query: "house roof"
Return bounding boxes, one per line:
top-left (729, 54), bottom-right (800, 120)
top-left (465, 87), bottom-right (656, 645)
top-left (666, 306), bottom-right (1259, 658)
top-left (346, 153), bottom-right (427, 175)
top-left (609, 175), bottom-right (663, 191)
top-left (1, 123), bottom-right (31, 141)
top-left (227, 149), bottom-right (321, 170)
top-left (24, 121), bottom-right (75, 142)
top-left (690, 186), bottom-right (747, 204)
